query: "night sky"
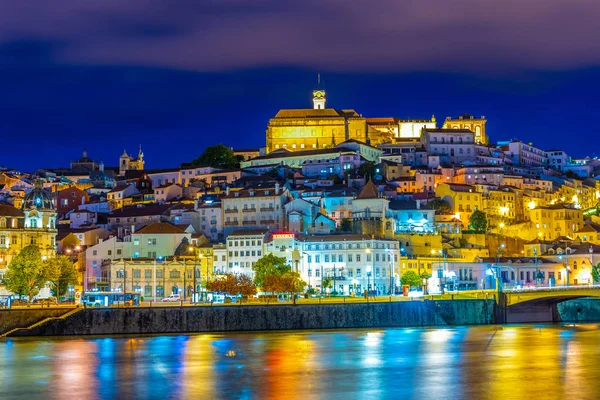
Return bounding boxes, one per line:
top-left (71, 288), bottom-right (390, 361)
top-left (2, 0), bottom-right (600, 171)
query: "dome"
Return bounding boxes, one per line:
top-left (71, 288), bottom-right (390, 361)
top-left (23, 182), bottom-right (53, 210)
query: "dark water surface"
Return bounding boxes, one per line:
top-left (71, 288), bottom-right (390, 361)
top-left (1, 324), bottom-right (600, 399)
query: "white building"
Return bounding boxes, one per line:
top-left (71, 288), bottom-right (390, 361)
top-left (297, 234), bottom-right (401, 296)
top-left (221, 184), bottom-right (289, 235)
top-left (84, 222), bottom-right (191, 290)
top-left (421, 129), bottom-right (477, 165)
top-left (154, 183), bottom-right (182, 203)
top-left (225, 229), bottom-right (268, 277)
top-left (505, 141), bottom-right (545, 167)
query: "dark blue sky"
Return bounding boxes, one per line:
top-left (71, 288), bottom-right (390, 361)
top-left (1, 1), bottom-right (600, 171)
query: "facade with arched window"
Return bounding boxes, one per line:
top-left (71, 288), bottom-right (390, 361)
top-left (0, 185), bottom-right (57, 279)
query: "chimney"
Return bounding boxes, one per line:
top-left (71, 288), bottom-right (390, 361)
top-left (226, 186), bottom-right (230, 196)
top-left (275, 183), bottom-right (280, 195)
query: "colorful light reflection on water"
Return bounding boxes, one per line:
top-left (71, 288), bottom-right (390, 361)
top-left (2, 324), bottom-right (600, 399)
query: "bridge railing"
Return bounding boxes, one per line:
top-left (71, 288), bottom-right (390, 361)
top-left (503, 284), bottom-right (600, 294)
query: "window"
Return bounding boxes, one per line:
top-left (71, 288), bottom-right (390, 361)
top-left (133, 269), bottom-right (141, 279)
top-left (356, 255), bottom-right (361, 262)
top-left (307, 255), bottom-right (312, 263)
top-left (92, 250), bottom-right (97, 256)
top-left (315, 255), bottom-right (320, 263)
top-left (348, 254), bottom-right (353, 262)
top-left (108, 250), bottom-right (112, 256)
top-left (145, 269), bottom-right (152, 279)
top-left (117, 249), bottom-right (122, 255)
top-left (148, 238), bottom-right (157, 245)
top-left (169, 270), bottom-right (181, 279)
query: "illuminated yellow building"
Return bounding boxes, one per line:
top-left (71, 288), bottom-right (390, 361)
top-left (442, 114), bottom-right (488, 145)
top-left (0, 184), bottom-right (58, 278)
top-left (530, 204), bottom-right (584, 240)
top-left (266, 90), bottom-right (437, 153)
top-left (266, 90), bottom-right (367, 153)
top-left (435, 183), bottom-right (483, 228)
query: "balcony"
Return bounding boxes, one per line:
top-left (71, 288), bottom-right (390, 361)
top-left (260, 219), bottom-right (276, 224)
top-left (260, 207), bottom-right (275, 212)
top-left (242, 221), bottom-right (257, 226)
top-left (224, 221), bottom-right (238, 226)
top-left (87, 276), bottom-right (111, 283)
top-left (242, 208), bottom-right (257, 213)
top-left (224, 208), bottom-right (238, 214)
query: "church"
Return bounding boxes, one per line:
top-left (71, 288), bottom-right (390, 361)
top-left (265, 89), bottom-right (488, 153)
top-left (0, 182), bottom-right (58, 276)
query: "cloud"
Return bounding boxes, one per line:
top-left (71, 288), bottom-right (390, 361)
top-left (1, 0), bottom-right (600, 73)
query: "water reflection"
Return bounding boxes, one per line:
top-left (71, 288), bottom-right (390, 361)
top-left (1, 325), bottom-right (600, 399)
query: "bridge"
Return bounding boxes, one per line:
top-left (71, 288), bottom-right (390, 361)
top-left (502, 285), bottom-right (600, 306)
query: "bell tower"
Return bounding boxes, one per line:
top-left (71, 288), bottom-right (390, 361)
top-left (313, 90), bottom-right (326, 109)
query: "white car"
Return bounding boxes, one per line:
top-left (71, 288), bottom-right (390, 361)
top-left (407, 290), bottom-right (424, 298)
top-left (162, 294), bottom-right (181, 302)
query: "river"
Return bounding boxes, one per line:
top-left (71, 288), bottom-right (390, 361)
top-left (1, 324), bottom-right (600, 399)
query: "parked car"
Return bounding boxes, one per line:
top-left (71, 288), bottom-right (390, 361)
top-left (162, 294), bottom-right (181, 302)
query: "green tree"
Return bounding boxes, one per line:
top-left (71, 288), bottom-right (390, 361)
top-left (337, 218), bottom-right (353, 232)
top-left (593, 263), bottom-right (600, 283)
top-left (2, 246), bottom-right (46, 302)
top-left (321, 278), bottom-right (332, 294)
top-left (44, 255), bottom-right (79, 302)
top-left (357, 161), bottom-right (376, 179)
top-left (400, 270), bottom-right (422, 288)
top-left (469, 210), bottom-right (488, 233)
top-left (191, 144), bottom-right (240, 169)
top-left (429, 198), bottom-right (452, 214)
top-left (251, 254), bottom-right (291, 287)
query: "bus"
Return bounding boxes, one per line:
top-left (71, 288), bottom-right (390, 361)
top-left (81, 292), bottom-right (141, 307)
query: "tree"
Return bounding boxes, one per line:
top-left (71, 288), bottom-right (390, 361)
top-left (281, 271), bottom-right (306, 293)
top-left (429, 198), bottom-right (452, 215)
top-left (2, 246), bottom-right (46, 302)
top-left (469, 210), bottom-right (488, 233)
top-left (174, 237), bottom-right (191, 256)
top-left (337, 218), bottom-right (353, 232)
top-left (191, 144), bottom-right (240, 169)
top-left (400, 270), bottom-right (422, 288)
top-left (206, 273), bottom-right (257, 301)
top-left (357, 161), bottom-right (376, 179)
top-left (321, 278), bottom-right (332, 294)
top-left (251, 254), bottom-right (291, 287)
top-left (44, 255), bottom-right (79, 302)
top-left (593, 263), bottom-right (600, 283)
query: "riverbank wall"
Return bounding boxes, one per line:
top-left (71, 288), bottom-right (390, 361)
top-left (11, 300), bottom-right (496, 336)
top-left (0, 308), bottom-right (74, 335)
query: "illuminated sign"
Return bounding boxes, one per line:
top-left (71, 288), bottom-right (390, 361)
top-left (273, 233), bottom-right (295, 239)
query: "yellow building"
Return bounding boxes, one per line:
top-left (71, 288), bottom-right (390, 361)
top-left (442, 114), bottom-right (488, 145)
top-left (119, 146), bottom-right (145, 176)
top-left (435, 183), bottom-right (483, 228)
top-left (266, 90), bottom-right (368, 153)
top-left (530, 204), bottom-right (584, 240)
top-left (0, 183), bottom-right (58, 278)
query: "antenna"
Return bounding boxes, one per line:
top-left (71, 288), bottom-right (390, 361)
top-left (318, 73), bottom-right (321, 87)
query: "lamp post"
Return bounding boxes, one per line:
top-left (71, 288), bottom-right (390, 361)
top-left (365, 248), bottom-right (372, 298)
top-left (534, 248), bottom-right (539, 287)
top-left (590, 246), bottom-right (595, 286)
top-left (189, 246), bottom-right (197, 303)
top-left (496, 244), bottom-right (505, 292)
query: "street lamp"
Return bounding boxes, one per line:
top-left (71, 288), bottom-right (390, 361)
top-left (496, 244), bottom-right (505, 291)
top-left (534, 248), bottom-right (539, 287)
top-left (189, 246), bottom-right (198, 303)
top-left (365, 248), bottom-right (372, 298)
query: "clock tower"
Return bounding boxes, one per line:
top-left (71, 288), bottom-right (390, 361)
top-left (313, 89), bottom-right (326, 109)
